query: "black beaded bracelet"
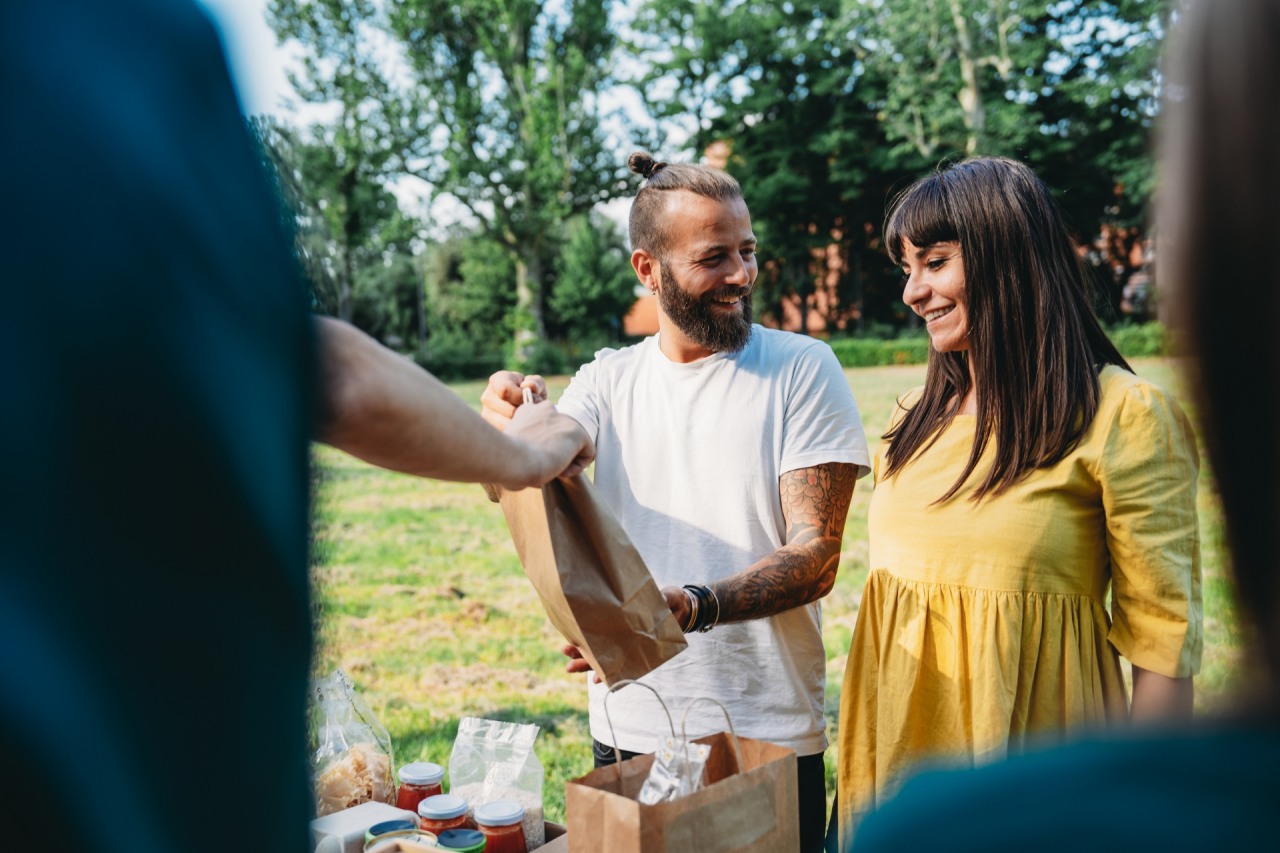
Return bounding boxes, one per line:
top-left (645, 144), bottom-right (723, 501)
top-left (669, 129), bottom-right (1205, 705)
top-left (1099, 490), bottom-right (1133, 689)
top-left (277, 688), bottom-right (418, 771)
top-left (681, 584), bottom-right (721, 633)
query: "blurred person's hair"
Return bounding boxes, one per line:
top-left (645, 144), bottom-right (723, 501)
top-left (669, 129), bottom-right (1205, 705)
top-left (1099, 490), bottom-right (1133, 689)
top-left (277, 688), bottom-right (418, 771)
top-left (1159, 0), bottom-right (1280, 689)
top-left (627, 151), bottom-right (743, 256)
top-left (882, 156), bottom-right (1129, 501)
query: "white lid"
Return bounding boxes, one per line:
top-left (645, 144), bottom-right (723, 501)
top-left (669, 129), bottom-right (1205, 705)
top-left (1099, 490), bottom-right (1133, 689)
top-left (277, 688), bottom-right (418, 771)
top-left (474, 800), bottom-right (524, 827)
top-left (418, 793), bottom-right (468, 820)
top-left (398, 761), bottom-right (445, 785)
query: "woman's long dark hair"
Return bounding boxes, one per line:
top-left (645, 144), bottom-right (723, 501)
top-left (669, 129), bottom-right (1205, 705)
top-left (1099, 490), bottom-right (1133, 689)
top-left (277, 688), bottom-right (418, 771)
top-left (882, 157), bottom-right (1130, 502)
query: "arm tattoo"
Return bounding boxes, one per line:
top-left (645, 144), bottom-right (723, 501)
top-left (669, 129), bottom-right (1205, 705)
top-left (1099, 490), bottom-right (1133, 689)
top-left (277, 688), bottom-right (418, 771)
top-left (711, 462), bottom-right (857, 623)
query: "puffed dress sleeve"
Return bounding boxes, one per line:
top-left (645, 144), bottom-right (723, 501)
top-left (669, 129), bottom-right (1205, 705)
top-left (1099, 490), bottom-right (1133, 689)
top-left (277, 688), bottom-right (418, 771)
top-left (1097, 378), bottom-right (1203, 677)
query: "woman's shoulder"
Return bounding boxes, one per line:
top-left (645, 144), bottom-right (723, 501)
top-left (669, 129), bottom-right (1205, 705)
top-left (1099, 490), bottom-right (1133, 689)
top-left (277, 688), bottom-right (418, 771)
top-left (1089, 365), bottom-right (1197, 466)
top-left (897, 384), bottom-right (927, 409)
top-left (886, 385), bottom-right (927, 428)
top-left (1096, 364), bottom-right (1186, 423)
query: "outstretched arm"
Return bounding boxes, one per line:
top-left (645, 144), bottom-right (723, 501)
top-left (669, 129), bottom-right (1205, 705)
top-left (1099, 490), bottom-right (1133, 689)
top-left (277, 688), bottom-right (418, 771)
top-left (314, 317), bottom-right (593, 489)
top-left (664, 462), bottom-right (858, 629)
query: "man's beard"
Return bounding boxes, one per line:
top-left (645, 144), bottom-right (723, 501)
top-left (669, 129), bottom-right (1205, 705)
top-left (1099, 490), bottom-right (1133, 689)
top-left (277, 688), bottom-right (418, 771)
top-left (657, 265), bottom-right (754, 354)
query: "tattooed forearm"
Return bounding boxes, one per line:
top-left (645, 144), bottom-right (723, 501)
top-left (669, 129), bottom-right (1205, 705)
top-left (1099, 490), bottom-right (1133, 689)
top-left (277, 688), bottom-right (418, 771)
top-left (710, 463), bottom-right (857, 623)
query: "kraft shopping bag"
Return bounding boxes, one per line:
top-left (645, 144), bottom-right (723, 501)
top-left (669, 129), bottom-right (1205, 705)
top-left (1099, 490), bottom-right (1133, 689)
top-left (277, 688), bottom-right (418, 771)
top-left (565, 683), bottom-right (800, 852)
top-left (491, 474), bottom-right (686, 686)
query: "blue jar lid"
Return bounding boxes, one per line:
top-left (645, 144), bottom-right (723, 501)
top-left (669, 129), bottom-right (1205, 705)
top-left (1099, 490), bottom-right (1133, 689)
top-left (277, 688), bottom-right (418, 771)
top-left (475, 800), bottom-right (524, 827)
top-left (367, 818), bottom-right (418, 839)
top-left (398, 761), bottom-right (445, 785)
top-left (418, 793), bottom-right (468, 820)
top-left (436, 828), bottom-right (486, 852)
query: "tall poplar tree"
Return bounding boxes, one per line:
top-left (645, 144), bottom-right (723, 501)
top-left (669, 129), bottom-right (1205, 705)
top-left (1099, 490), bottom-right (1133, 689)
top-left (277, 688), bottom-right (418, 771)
top-left (387, 0), bottom-right (628, 365)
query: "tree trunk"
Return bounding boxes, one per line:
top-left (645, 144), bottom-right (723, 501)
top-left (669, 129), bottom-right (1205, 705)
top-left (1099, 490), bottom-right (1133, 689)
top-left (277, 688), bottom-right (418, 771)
top-left (338, 247), bottom-right (354, 323)
top-left (949, 0), bottom-right (985, 154)
top-left (514, 248), bottom-right (546, 363)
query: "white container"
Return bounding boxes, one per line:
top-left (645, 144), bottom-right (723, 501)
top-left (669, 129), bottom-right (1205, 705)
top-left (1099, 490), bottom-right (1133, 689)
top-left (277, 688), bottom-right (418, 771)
top-left (312, 801), bottom-right (420, 853)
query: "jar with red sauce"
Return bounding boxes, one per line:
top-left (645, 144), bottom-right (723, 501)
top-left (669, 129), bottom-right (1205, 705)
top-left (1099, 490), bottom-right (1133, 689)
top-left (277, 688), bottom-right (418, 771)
top-left (474, 801), bottom-right (527, 853)
top-left (418, 793), bottom-right (472, 835)
top-left (395, 761), bottom-right (445, 814)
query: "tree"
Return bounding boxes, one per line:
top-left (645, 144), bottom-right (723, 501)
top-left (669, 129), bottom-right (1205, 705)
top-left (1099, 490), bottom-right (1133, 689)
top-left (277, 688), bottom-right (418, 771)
top-left (267, 0), bottom-right (413, 323)
top-left (386, 0), bottom-right (631, 365)
top-left (548, 213), bottom-right (637, 346)
top-left (630, 0), bottom-right (1169, 331)
top-left (417, 232), bottom-right (517, 379)
top-left (849, 0), bottom-right (1168, 314)
top-left (249, 116), bottom-right (339, 311)
top-left (631, 0), bottom-right (917, 332)
top-left (351, 211), bottom-right (425, 347)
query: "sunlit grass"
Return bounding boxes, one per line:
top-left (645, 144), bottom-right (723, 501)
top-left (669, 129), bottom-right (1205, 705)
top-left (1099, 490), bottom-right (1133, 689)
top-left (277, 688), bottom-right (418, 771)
top-left (311, 357), bottom-right (1238, 821)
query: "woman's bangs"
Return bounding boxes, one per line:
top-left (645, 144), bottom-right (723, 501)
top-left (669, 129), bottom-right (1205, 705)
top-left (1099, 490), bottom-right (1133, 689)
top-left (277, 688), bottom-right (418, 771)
top-left (886, 179), bottom-right (958, 264)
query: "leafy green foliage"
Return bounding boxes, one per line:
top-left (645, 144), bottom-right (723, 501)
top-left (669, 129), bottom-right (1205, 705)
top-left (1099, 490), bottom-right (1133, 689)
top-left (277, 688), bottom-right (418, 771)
top-left (548, 214), bottom-right (636, 344)
top-left (416, 235), bottom-right (517, 380)
top-left (386, 0), bottom-right (631, 357)
top-left (267, 0), bottom-right (419, 326)
top-left (1105, 320), bottom-right (1172, 358)
top-left (629, 0), bottom-right (1169, 334)
top-left (828, 336), bottom-right (932, 367)
top-left (826, 321), bottom-right (1169, 367)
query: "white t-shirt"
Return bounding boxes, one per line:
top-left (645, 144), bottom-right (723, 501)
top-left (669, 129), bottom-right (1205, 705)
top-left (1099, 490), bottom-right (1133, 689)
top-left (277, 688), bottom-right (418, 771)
top-left (555, 325), bottom-right (870, 756)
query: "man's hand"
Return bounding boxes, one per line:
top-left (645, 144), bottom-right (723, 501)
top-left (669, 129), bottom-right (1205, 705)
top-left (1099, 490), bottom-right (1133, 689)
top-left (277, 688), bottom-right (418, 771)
top-left (562, 643), bottom-right (602, 683)
top-left (481, 370), bottom-right (548, 432)
top-left (505, 400), bottom-right (594, 484)
top-left (315, 318), bottom-right (588, 489)
top-left (661, 586), bottom-right (691, 632)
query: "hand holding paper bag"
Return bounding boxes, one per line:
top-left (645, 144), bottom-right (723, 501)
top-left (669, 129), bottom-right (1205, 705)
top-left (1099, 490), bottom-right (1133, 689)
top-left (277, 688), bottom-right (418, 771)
top-left (491, 474), bottom-right (687, 686)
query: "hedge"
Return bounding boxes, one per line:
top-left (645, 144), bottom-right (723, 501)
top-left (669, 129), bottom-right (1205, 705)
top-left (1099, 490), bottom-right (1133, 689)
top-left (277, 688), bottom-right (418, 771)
top-left (826, 321), bottom-right (1172, 368)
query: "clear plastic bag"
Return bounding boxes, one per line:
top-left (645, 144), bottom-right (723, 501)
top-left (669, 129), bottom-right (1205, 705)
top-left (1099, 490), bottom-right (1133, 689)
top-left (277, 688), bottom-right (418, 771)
top-left (637, 736), bottom-right (712, 805)
top-left (310, 669), bottom-right (395, 816)
top-left (448, 717), bottom-right (545, 848)
top-left (602, 682), bottom-right (738, 806)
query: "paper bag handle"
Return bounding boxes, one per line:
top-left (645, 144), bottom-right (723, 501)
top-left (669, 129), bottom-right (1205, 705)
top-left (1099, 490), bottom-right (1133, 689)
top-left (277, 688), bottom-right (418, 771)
top-left (601, 678), bottom-right (676, 767)
top-left (680, 696), bottom-right (745, 776)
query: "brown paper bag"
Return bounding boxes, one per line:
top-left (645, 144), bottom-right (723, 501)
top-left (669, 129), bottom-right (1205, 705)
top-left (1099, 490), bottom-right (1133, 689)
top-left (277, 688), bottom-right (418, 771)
top-left (491, 474), bottom-right (686, 686)
top-left (565, 732), bottom-right (800, 853)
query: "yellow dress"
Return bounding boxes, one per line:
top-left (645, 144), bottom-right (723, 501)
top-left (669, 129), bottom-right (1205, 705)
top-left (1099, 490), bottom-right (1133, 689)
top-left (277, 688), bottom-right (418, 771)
top-left (835, 366), bottom-right (1202, 845)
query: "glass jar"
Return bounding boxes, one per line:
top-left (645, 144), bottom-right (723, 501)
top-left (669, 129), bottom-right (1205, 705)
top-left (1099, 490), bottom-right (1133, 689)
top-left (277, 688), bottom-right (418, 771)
top-left (418, 793), bottom-right (472, 836)
top-left (366, 819), bottom-right (421, 847)
top-left (364, 828), bottom-right (440, 852)
top-left (474, 801), bottom-right (527, 853)
top-left (396, 762), bottom-right (445, 814)
top-left (434, 828), bottom-right (487, 852)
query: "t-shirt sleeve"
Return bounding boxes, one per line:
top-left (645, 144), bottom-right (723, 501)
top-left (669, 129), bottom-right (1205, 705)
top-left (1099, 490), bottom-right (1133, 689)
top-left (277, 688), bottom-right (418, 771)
top-left (1099, 379), bottom-right (1203, 678)
top-left (553, 350), bottom-right (609, 446)
top-left (779, 342), bottom-right (871, 479)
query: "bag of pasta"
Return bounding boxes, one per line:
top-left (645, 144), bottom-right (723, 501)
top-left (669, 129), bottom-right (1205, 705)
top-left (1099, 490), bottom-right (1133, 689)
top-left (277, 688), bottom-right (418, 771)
top-left (311, 669), bottom-right (395, 816)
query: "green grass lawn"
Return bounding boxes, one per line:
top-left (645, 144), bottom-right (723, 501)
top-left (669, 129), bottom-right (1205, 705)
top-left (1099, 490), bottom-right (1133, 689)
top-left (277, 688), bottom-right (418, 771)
top-left (311, 357), bottom-right (1239, 822)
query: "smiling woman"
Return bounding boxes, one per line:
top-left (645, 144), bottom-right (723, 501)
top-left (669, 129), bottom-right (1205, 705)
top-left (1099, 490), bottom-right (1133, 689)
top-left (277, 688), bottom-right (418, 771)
top-left (898, 238), bottom-right (968, 359)
top-left (831, 156), bottom-right (1203, 850)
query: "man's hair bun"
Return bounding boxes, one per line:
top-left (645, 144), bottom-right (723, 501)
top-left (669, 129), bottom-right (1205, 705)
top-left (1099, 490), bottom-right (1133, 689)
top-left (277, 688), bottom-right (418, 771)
top-left (628, 151), bottom-right (666, 180)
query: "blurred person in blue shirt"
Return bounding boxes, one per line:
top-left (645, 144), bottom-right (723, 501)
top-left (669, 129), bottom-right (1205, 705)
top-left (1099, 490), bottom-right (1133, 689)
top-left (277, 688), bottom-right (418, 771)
top-left (0, 2), bottom-right (589, 851)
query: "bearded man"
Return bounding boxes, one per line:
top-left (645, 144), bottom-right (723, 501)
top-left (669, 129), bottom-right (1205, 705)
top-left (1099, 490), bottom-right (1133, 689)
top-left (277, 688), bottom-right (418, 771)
top-left (482, 151), bottom-right (870, 852)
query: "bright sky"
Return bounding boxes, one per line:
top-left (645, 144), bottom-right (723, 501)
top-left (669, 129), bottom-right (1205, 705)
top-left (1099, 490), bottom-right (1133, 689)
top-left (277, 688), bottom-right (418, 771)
top-left (198, 0), bottom-right (294, 117)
